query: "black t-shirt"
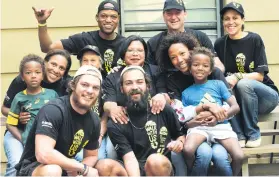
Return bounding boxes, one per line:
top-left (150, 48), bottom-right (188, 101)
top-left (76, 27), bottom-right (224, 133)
top-left (214, 32), bottom-right (278, 92)
top-left (17, 96), bottom-right (100, 165)
top-left (107, 104), bottom-right (183, 161)
top-left (167, 67), bottom-right (229, 100)
top-left (146, 28), bottom-right (215, 65)
top-left (61, 30), bottom-right (125, 75)
top-left (3, 75), bottom-right (72, 108)
top-left (102, 63), bottom-right (167, 106)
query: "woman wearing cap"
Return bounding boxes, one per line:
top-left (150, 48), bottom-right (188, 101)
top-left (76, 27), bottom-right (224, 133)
top-left (2, 49), bottom-right (72, 176)
top-left (214, 2), bottom-right (279, 148)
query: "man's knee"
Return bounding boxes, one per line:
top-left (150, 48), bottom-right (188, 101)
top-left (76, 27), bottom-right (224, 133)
top-left (145, 154), bottom-right (172, 176)
top-left (95, 159), bottom-right (126, 176)
top-left (32, 164), bottom-right (62, 176)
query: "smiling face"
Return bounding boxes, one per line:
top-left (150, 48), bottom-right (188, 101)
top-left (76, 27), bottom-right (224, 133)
top-left (124, 41), bottom-right (145, 66)
top-left (121, 69), bottom-right (148, 112)
top-left (168, 43), bottom-right (190, 73)
top-left (71, 75), bottom-right (101, 113)
top-left (190, 54), bottom-right (212, 84)
top-left (81, 51), bottom-right (102, 69)
top-left (45, 55), bottom-right (68, 83)
top-left (163, 9), bottom-right (186, 33)
top-left (96, 9), bottom-right (119, 36)
top-left (22, 61), bottom-right (43, 90)
top-left (222, 9), bottom-right (244, 38)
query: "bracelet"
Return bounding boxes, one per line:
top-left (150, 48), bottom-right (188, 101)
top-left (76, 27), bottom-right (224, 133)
top-left (234, 73), bottom-right (243, 81)
top-left (78, 163), bottom-right (87, 176)
top-left (83, 165), bottom-right (89, 176)
top-left (100, 133), bottom-right (104, 138)
top-left (38, 22), bottom-right (47, 27)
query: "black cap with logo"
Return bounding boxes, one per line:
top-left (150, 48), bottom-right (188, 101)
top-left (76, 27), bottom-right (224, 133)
top-left (220, 2), bottom-right (245, 17)
top-left (98, 0), bottom-right (120, 14)
top-left (163, 0), bottom-right (186, 11)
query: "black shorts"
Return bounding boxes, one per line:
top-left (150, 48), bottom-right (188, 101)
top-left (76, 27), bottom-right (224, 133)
top-left (15, 159), bottom-right (41, 176)
top-left (15, 159), bottom-right (68, 176)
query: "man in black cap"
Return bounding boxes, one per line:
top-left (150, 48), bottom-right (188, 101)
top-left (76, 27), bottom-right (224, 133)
top-left (146, 0), bottom-right (225, 72)
top-left (32, 0), bottom-right (125, 76)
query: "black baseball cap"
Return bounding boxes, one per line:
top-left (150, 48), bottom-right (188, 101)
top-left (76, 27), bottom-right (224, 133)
top-left (98, 0), bottom-right (120, 14)
top-left (163, 0), bottom-right (186, 12)
top-left (220, 2), bottom-right (244, 18)
top-left (77, 45), bottom-right (101, 60)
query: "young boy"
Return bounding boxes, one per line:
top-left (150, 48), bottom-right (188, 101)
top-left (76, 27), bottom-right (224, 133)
top-left (6, 54), bottom-right (58, 145)
top-left (181, 47), bottom-right (244, 176)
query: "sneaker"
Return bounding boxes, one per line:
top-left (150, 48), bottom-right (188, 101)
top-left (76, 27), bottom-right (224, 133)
top-left (245, 137), bottom-right (261, 148)
top-left (239, 140), bottom-right (246, 148)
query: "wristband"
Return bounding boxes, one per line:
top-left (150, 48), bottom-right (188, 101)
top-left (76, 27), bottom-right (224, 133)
top-left (100, 133), bottom-right (104, 138)
top-left (78, 163), bottom-right (87, 176)
top-left (38, 22), bottom-right (47, 27)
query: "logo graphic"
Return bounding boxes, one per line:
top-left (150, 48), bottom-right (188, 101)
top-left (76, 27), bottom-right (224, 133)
top-left (176, 0), bottom-right (183, 6)
top-left (104, 49), bottom-right (115, 73)
top-left (42, 121), bottom-right (53, 129)
top-left (145, 120), bottom-right (158, 149)
top-left (157, 126), bottom-right (168, 154)
top-left (249, 61), bottom-right (254, 72)
top-left (34, 98), bottom-right (40, 104)
top-left (235, 53), bottom-right (246, 73)
top-left (233, 2), bottom-right (240, 8)
top-left (68, 129), bottom-right (84, 156)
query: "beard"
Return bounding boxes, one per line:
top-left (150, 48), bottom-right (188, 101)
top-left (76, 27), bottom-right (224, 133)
top-left (126, 89), bottom-right (149, 113)
top-left (72, 92), bottom-right (96, 111)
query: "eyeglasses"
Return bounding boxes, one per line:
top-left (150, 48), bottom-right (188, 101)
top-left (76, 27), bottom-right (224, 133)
top-left (126, 49), bottom-right (145, 54)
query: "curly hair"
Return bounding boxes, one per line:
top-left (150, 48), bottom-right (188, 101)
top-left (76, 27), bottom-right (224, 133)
top-left (44, 49), bottom-right (72, 78)
top-left (156, 32), bottom-right (200, 70)
top-left (19, 54), bottom-right (45, 77)
top-left (188, 47), bottom-right (215, 71)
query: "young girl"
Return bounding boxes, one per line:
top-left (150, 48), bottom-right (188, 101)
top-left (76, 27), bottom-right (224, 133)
top-left (6, 54), bottom-right (58, 145)
top-left (181, 47), bottom-right (244, 176)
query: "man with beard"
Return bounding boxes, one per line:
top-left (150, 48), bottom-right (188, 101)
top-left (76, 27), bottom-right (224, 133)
top-left (15, 66), bottom-right (107, 176)
top-left (105, 66), bottom-right (185, 176)
top-left (32, 0), bottom-right (125, 76)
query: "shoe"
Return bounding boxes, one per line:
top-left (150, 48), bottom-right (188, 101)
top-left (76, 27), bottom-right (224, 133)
top-left (239, 140), bottom-right (246, 148)
top-left (245, 137), bottom-right (261, 148)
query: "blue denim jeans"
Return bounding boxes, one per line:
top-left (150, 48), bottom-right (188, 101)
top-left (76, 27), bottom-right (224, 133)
top-left (98, 135), bottom-right (117, 160)
top-left (171, 152), bottom-right (187, 176)
top-left (212, 143), bottom-right (232, 176)
top-left (74, 135), bottom-right (117, 161)
top-left (4, 131), bottom-right (24, 176)
top-left (231, 79), bottom-right (279, 140)
top-left (190, 142), bottom-right (231, 176)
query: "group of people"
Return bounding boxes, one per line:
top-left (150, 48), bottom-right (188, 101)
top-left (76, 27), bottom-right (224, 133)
top-left (2, 0), bottom-right (278, 176)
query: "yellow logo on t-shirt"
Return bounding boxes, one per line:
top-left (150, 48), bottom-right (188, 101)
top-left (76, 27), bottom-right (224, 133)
top-left (68, 129), bottom-right (84, 156)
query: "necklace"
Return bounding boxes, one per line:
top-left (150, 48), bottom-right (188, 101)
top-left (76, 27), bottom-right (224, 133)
top-left (126, 106), bottom-right (149, 130)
